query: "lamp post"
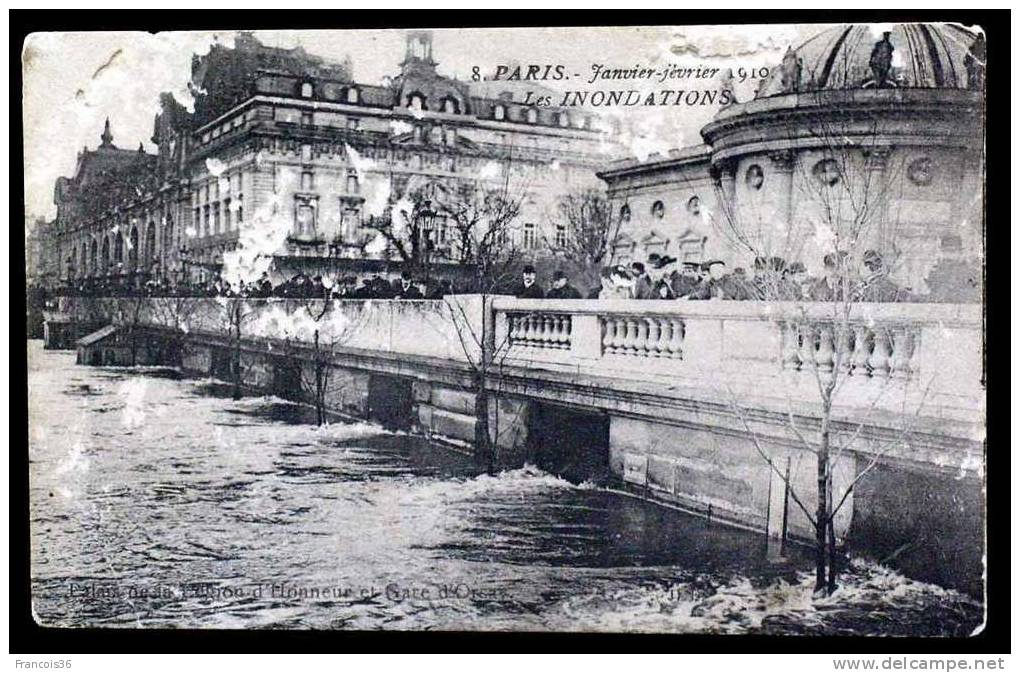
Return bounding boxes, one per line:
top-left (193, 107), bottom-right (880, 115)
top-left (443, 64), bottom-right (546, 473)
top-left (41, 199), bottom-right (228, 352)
top-left (414, 199), bottom-right (437, 285)
top-left (178, 244), bottom-right (191, 290)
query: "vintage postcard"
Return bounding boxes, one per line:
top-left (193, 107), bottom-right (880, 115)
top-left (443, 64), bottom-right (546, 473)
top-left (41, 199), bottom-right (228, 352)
top-left (23, 21), bottom-right (986, 637)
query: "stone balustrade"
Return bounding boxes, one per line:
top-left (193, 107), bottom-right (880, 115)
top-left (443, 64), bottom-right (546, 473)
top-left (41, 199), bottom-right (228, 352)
top-left (779, 320), bottom-right (922, 381)
top-left (492, 298), bottom-right (983, 422)
top-left (55, 294), bottom-right (983, 423)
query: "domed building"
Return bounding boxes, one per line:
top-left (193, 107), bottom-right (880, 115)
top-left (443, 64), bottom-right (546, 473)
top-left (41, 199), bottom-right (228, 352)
top-left (599, 22), bottom-right (985, 301)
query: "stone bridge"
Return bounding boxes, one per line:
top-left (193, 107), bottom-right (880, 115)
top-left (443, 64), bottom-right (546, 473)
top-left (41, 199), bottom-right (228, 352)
top-left (46, 295), bottom-right (985, 594)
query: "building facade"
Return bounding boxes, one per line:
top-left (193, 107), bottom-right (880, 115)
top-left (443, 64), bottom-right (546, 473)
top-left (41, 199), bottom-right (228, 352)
top-left (599, 23), bottom-right (985, 301)
top-left (53, 31), bottom-right (615, 287)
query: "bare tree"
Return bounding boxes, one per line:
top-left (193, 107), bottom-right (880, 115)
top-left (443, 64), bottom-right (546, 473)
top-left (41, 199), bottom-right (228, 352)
top-left (286, 297), bottom-right (367, 426)
top-left (545, 187), bottom-right (619, 292)
top-left (148, 294), bottom-right (203, 366)
top-left (704, 101), bottom-right (933, 596)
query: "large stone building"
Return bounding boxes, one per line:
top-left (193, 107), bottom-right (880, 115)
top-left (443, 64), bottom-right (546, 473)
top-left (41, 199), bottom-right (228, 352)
top-left (53, 31), bottom-right (615, 287)
top-left (599, 23), bottom-right (985, 301)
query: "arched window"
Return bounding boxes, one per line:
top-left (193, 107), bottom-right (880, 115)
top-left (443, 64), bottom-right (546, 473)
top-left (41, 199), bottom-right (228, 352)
top-left (90, 239), bottom-right (98, 276)
top-left (441, 97), bottom-right (459, 114)
top-left (407, 92), bottom-right (427, 110)
top-left (114, 232), bottom-right (124, 264)
top-left (128, 227), bottom-right (139, 269)
top-left (300, 82), bottom-right (314, 98)
top-left (558, 112), bottom-right (570, 127)
top-left (651, 200), bottom-right (665, 219)
top-left (146, 224), bottom-right (156, 264)
top-left (494, 104), bottom-right (505, 121)
top-left (686, 196), bottom-right (701, 216)
top-left (619, 204), bottom-right (631, 223)
top-left (526, 108), bottom-right (538, 124)
top-left (346, 87), bottom-right (359, 104)
top-left (100, 237), bottom-right (110, 272)
top-left (745, 165), bottom-right (764, 190)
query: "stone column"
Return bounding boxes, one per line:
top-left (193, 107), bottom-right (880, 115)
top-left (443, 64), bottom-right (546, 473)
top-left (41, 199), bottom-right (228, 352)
top-left (862, 146), bottom-right (893, 248)
top-left (767, 149), bottom-right (795, 241)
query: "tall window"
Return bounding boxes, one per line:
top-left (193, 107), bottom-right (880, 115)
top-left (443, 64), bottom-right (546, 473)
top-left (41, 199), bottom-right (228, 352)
top-left (223, 198), bottom-right (232, 230)
top-left (554, 224), bottom-right (567, 248)
top-left (522, 222), bottom-right (537, 249)
top-left (346, 169), bottom-right (359, 194)
top-left (295, 202), bottom-right (315, 236)
top-left (203, 206), bottom-right (210, 237)
top-left (300, 82), bottom-right (313, 98)
top-left (346, 87), bottom-right (359, 104)
top-left (494, 104), bottom-right (505, 121)
top-left (236, 194), bottom-right (243, 224)
top-left (526, 108), bottom-right (538, 124)
top-left (301, 170), bottom-right (314, 192)
top-left (212, 204), bottom-right (220, 235)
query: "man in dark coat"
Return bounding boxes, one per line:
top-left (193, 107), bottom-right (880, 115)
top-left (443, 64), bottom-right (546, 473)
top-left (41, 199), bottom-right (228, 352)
top-left (396, 271), bottom-right (424, 299)
top-left (546, 270), bottom-right (582, 299)
top-left (630, 261), bottom-right (655, 299)
top-left (672, 262), bottom-right (703, 298)
top-left (514, 264), bottom-right (545, 299)
top-left (856, 250), bottom-right (910, 302)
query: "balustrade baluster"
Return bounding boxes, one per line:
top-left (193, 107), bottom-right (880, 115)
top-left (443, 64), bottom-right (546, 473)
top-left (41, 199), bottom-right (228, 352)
top-left (908, 330), bottom-right (921, 378)
top-left (554, 314), bottom-right (565, 349)
top-left (519, 313), bottom-right (532, 346)
top-left (624, 318), bottom-right (639, 355)
top-left (869, 328), bottom-right (892, 379)
top-left (667, 318), bottom-right (684, 359)
top-left (781, 321), bottom-right (800, 370)
top-left (647, 317), bottom-right (663, 357)
top-left (542, 314), bottom-right (555, 348)
top-left (601, 317), bottom-right (615, 354)
top-left (851, 324), bottom-right (871, 376)
top-left (815, 324), bottom-right (835, 374)
top-left (634, 318), bottom-right (650, 357)
top-left (797, 323), bottom-right (815, 371)
top-left (833, 324), bottom-right (852, 373)
top-left (890, 326), bottom-right (911, 380)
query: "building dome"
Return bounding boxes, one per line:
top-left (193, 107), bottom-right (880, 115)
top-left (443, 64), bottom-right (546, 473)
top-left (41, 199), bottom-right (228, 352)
top-left (755, 23), bottom-right (985, 99)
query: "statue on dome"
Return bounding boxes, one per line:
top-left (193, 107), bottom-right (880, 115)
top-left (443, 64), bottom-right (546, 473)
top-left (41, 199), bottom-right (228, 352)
top-left (866, 31), bottom-right (895, 88)
top-left (779, 47), bottom-right (802, 93)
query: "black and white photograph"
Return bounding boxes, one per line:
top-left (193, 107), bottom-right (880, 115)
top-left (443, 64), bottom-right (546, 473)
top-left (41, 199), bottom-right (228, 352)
top-left (19, 15), bottom-right (995, 648)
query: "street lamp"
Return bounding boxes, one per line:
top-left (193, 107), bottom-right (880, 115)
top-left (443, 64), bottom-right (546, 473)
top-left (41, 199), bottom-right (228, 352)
top-left (178, 244), bottom-right (191, 287)
top-left (415, 199), bottom-right (437, 284)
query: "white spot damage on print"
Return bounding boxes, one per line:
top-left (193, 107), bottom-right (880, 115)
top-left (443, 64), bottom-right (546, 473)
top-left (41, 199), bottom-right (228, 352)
top-left (248, 300), bottom-right (354, 343)
top-left (118, 377), bottom-right (149, 430)
top-left (668, 25), bottom-right (800, 59)
top-left (344, 143), bottom-right (391, 220)
top-left (219, 170), bottom-right (297, 291)
top-left (55, 441), bottom-right (90, 477)
top-left (24, 32), bottom-right (235, 218)
top-left (389, 119), bottom-right (414, 136)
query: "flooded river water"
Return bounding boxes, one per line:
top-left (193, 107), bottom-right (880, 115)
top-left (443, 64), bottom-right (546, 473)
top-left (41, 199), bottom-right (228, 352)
top-left (27, 343), bottom-right (982, 634)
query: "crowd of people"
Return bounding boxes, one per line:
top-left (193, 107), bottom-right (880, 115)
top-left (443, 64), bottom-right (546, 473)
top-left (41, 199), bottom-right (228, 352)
top-left (511, 251), bottom-right (912, 303)
top-left (57, 270), bottom-right (456, 301)
top-left (55, 249), bottom-right (925, 305)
